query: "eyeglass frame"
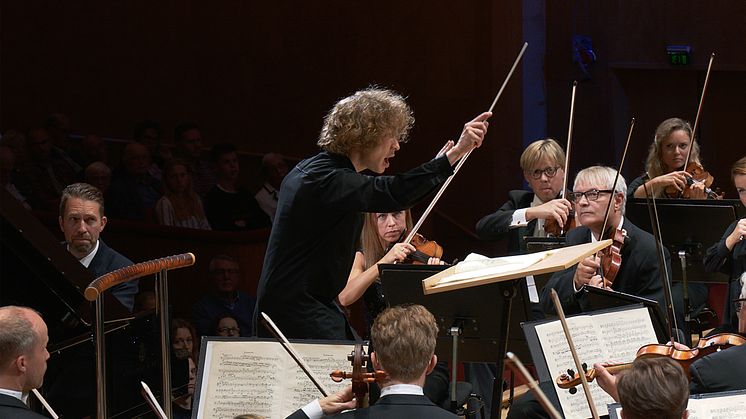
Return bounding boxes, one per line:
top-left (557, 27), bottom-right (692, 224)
top-left (567, 189), bottom-right (615, 203)
top-left (733, 298), bottom-right (746, 316)
top-left (526, 166), bottom-right (562, 180)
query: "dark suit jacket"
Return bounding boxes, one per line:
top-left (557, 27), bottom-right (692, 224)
top-left (0, 393), bottom-right (48, 419)
top-left (476, 190), bottom-right (535, 254)
top-left (540, 219), bottom-right (669, 316)
top-left (87, 239), bottom-right (137, 312)
top-left (690, 343), bottom-right (746, 394)
top-left (704, 219), bottom-right (746, 329)
top-left (286, 393), bottom-right (459, 419)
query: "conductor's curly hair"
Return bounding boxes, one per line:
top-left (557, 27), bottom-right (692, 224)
top-left (317, 87), bottom-right (414, 155)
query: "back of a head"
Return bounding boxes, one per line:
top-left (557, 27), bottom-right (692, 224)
top-left (617, 357), bottom-right (688, 419)
top-left (0, 306), bottom-right (37, 372)
top-left (370, 304), bottom-right (438, 383)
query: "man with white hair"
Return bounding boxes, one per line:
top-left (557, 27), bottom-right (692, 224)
top-left (0, 306), bottom-right (50, 418)
top-left (539, 165), bottom-right (669, 316)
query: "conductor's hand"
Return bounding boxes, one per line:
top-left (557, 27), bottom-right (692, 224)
top-left (593, 363), bottom-right (619, 402)
top-left (525, 198), bottom-right (572, 227)
top-left (319, 385), bottom-right (357, 415)
top-left (446, 112), bottom-right (491, 165)
top-left (573, 255), bottom-right (601, 290)
top-left (381, 242), bottom-right (416, 264)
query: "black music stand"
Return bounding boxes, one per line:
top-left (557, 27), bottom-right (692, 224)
top-left (380, 264), bottom-right (532, 419)
top-left (524, 236), bottom-right (566, 253)
top-left (626, 198), bottom-right (741, 284)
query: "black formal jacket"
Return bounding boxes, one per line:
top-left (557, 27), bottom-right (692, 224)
top-left (540, 219), bottom-right (669, 315)
top-left (690, 343), bottom-right (746, 394)
top-left (255, 152), bottom-right (453, 340)
top-left (286, 394), bottom-right (459, 419)
top-left (87, 239), bottom-right (137, 312)
top-left (0, 393), bottom-right (48, 419)
top-left (475, 190), bottom-right (536, 254)
top-left (704, 219), bottom-right (746, 329)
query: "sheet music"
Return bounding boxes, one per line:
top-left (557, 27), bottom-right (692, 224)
top-left (535, 307), bottom-right (657, 419)
top-left (195, 340), bottom-right (357, 419)
top-left (687, 393), bottom-right (746, 419)
top-left (445, 251), bottom-right (551, 283)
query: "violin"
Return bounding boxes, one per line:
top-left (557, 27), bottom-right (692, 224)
top-left (599, 228), bottom-right (627, 287)
top-left (544, 209), bottom-right (577, 238)
top-left (555, 333), bottom-right (746, 391)
top-left (329, 343), bottom-right (387, 408)
top-left (664, 161), bottom-right (724, 199)
top-left (407, 233), bottom-right (444, 264)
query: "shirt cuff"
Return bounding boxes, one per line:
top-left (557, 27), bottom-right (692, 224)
top-left (511, 208), bottom-right (529, 227)
top-left (301, 399), bottom-right (323, 419)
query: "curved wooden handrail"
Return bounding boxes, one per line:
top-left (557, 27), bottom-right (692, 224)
top-left (85, 253), bottom-right (196, 301)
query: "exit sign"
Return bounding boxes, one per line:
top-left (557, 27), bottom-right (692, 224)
top-left (667, 45), bottom-right (691, 66)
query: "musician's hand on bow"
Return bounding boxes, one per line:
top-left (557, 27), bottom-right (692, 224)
top-left (319, 385), bottom-right (357, 415)
top-left (573, 255), bottom-right (601, 290)
top-left (446, 112), bottom-right (491, 165)
top-left (725, 218), bottom-right (746, 250)
top-left (381, 242), bottom-right (416, 264)
top-left (593, 363), bottom-right (619, 402)
top-left (526, 198), bottom-right (572, 226)
top-left (654, 171), bottom-right (689, 193)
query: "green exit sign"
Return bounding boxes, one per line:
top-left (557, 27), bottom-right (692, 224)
top-left (667, 45), bottom-right (691, 66)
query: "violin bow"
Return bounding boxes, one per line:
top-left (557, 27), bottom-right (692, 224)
top-left (549, 289), bottom-right (600, 419)
top-left (559, 81), bottom-right (578, 235)
top-left (32, 388), bottom-right (60, 419)
top-left (506, 352), bottom-right (562, 419)
top-left (596, 118), bottom-right (635, 280)
top-left (683, 52), bottom-right (715, 169)
top-left (641, 179), bottom-right (680, 342)
top-left (403, 42), bottom-right (528, 245)
top-left (260, 312), bottom-right (331, 397)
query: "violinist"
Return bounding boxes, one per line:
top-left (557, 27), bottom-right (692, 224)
top-left (287, 305), bottom-right (459, 419)
top-left (254, 87), bottom-right (490, 340)
top-left (704, 155), bottom-right (746, 331)
top-left (476, 138), bottom-right (572, 253)
top-left (627, 118), bottom-right (708, 200)
top-left (540, 166), bottom-right (671, 317)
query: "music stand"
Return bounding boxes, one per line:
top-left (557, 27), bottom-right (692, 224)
top-left (626, 198), bottom-right (741, 284)
top-left (381, 264), bottom-right (533, 418)
top-left (525, 236), bottom-right (566, 253)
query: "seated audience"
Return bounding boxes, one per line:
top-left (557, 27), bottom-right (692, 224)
top-left (174, 122), bottom-right (215, 196)
top-left (173, 356), bottom-right (197, 419)
top-left (84, 161), bottom-right (112, 195)
top-left (172, 318), bottom-right (198, 361)
top-left (106, 142), bottom-right (162, 221)
top-left (193, 255), bottom-right (256, 337)
top-left (134, 120), bottom-right (172, 181)
top-left (133, 290), bottom-right (157, 314)
top-left (155, 159), bottom-right (211, 229)
top-left (22, 127), bottom-right (80, 211)
top-left (288, 304), bottom-right (458, 418)
top-left (204, 143), bottom-right (270, 231)
top-left (254, 152), bottom-right (289, 222)
top-left (0, 144), bottom-right (32, 209)
top-left (216, 315), bottom-right (241, 337)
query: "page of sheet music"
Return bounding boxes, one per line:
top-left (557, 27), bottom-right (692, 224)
top-left (687, 393), bottom-right (746, 419)
top-left (535, 307), bottom-right (657, 419)
top-left (196, 340), bottom-right (356, 419)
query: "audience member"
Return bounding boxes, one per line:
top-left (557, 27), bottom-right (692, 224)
top-left (172, 318), bottom-right (198, 361)
top-left (71, 134), bottom-right (109, 167)
top-left (174, 122), bottom-right (216, 196)
top-left (84, 161), bottom-right (112, 195)
top-left (254, 152), bottom-right (289, 222)
top-left (22, 127), bottom-right (80, 211)
top-left (595, 357), bottom-right (689, 419)
top-left (0, 129), bottom-right (27, 165)
top-left (134, 120), bottom-right (172, 181)
top-left (43, 113), bottom-right (74, 151)
top-left (155, 159), bottom-right (211, 230)
top-left (133, 290), bottom-right (157, 314)
top-left (173, 356), bottom-right (197, 419)
top-left (0, 145), bottom-right (32, 209)
top-left (216, 316), bottom-right (241, 337)
top-left (288, 304), bottom-right (458, 419)
top-left (204, 143), bottom-right (270, 231)
top-left (193, 255), bottom-right (256, 337)
top-left (0, 306), bottom-right (50, 419)
top-left (106, 142), bottom-right (162, 221)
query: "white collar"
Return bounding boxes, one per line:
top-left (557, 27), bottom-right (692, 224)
top-left (380, 383), bottom-right (424, 397)
top-left (77, 240), bottom-right (100, 268)
top-left (0, 388), bottom-right (27, 404)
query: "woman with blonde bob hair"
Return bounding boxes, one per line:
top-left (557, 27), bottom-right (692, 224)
top-left (255, 87), bottom-right (491, 340)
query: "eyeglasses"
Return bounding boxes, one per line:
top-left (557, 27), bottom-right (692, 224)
top-left (567, 189), bottom-right (614, 202)
top-left (734, 298), bottom-right (746, 315)
top-left (217, 327), bottom-right (240, 334)
top-left (527, 166), bottom-right (561, 179)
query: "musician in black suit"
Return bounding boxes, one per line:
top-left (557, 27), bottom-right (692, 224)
top-left (689, 280), bottom-right (746, 394)
top-left (540, 166), bottom-right (669, 317)
top-left (287, 305), bottom-right (458, 419)
top-left (59, 182), bottom-right (137, 311)
top-left (0, 306), bottom-right (51, 419)
top-left (476, 138), bottom-right (571, 254)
